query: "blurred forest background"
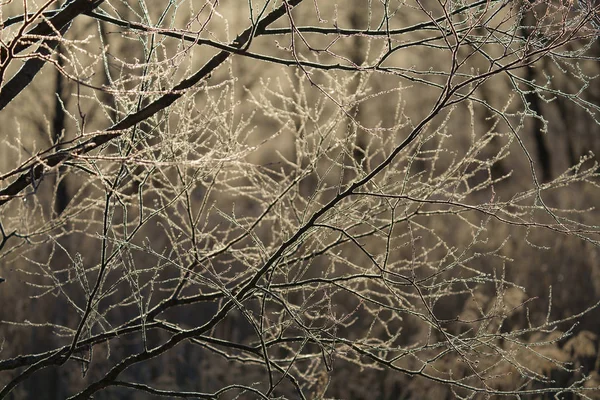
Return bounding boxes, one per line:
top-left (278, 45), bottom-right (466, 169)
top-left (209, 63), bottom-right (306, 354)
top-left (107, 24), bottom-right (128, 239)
top-left (1, 0), bottom-right (600, 398)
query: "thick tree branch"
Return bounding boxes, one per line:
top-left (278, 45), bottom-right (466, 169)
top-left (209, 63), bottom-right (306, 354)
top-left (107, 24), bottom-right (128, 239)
top-left (0, 0), bottom-right (305, 208)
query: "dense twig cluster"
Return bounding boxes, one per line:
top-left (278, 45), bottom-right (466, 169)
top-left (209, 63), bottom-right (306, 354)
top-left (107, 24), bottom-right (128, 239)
top-left (1, 0), bottom-right (600, 398)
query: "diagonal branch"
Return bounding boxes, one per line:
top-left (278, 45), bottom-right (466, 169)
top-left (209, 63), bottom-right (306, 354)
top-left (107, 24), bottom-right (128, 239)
top-left (0, 24), bottom-right (69, 111)
top-left (0, 0), bottom-right (305, 208)
top-left (0, 0), bottom-right (105, 66)
top-left (0, 0), bottom-right (106, 108)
